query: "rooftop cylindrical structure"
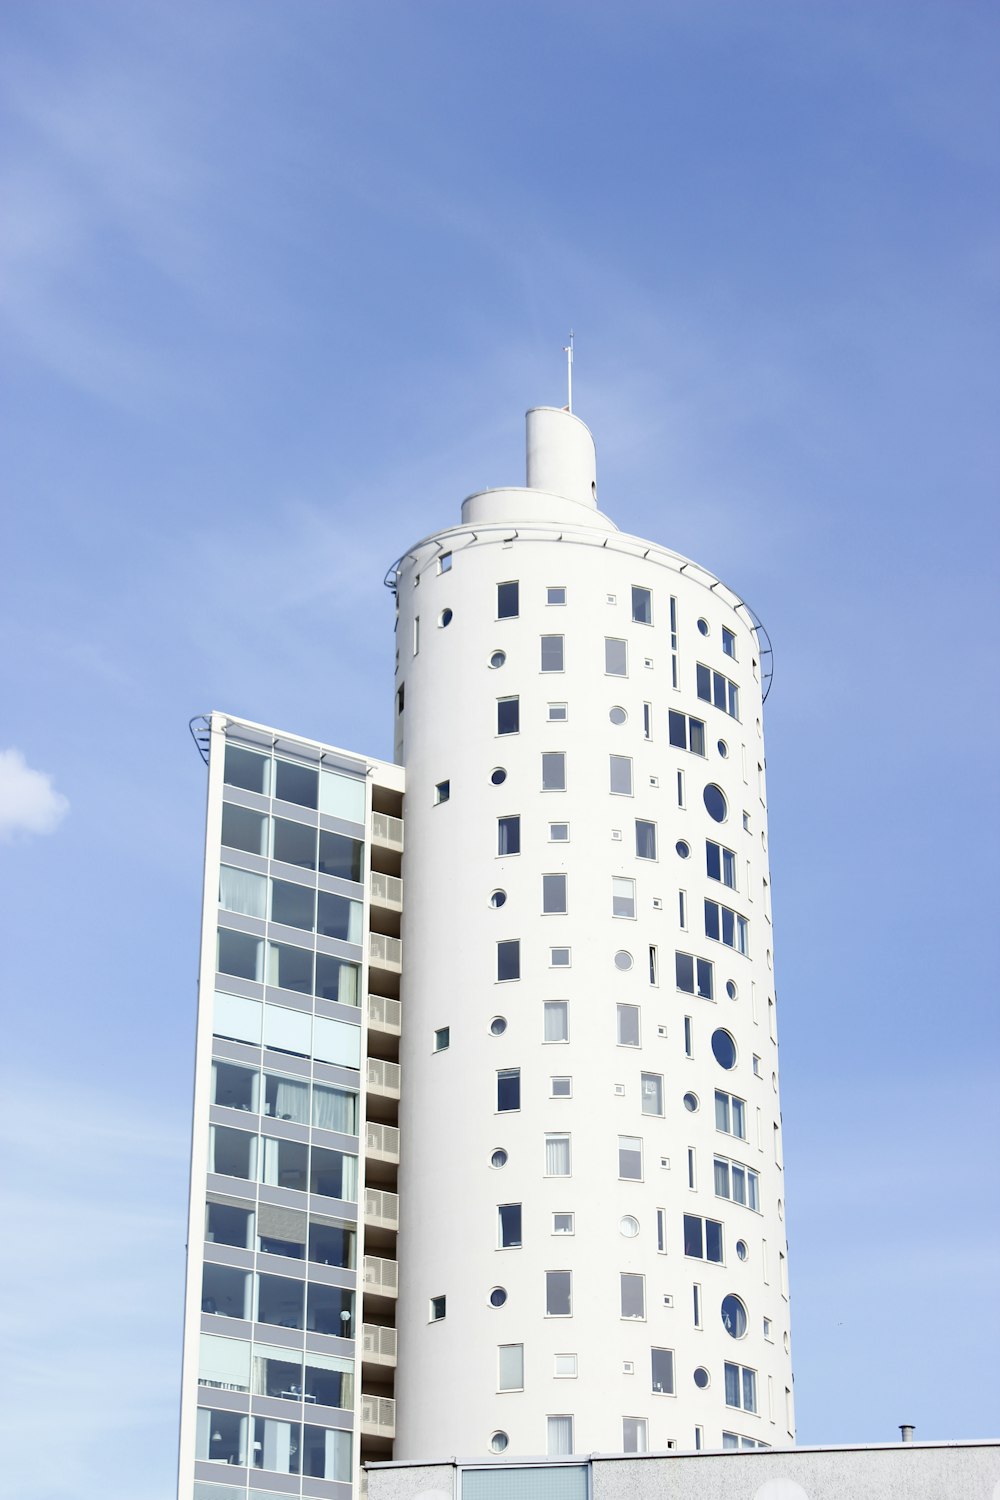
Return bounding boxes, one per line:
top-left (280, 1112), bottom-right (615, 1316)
top-left (391, 407), bottom-right (793, 1459)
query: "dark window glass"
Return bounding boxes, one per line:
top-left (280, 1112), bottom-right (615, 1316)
top-left (497, 581), bottom-right (519, 618)
top-left (498, 816), bottom-right (520, 855)
top-left (705, 1219), bottom-right (723, 1262)
top-left (309, 1221), bottom-right (356, 1268)
top-left (713, 673), bottom-right (728, 711)
top-left (273, 818), bottom-right (317, 869)
top-left (651, 1347), bottom-right (674, 1394)
top-left (218, 928), bottom-right (260, 981)
top-left (497, 1068), bottom-right (521, 1111)
top-left (497, 940), bottom-right (520, 981)
top-left (202, 1262), bottom-right (249, 1318)
top-left (307, 1283), bottom-right (354, 1337)
top-left (497, 697), bottom-right (520, 735)
top-left (271, 880), bottom-right (315, 931)
top-left (318, 831), bottom-right (363, 881)
top-left (697, 958), bottom-right (714, 998)
top-left (269, 941), bottom-right (313, 994)
top-left (258, 1273), bottom-right (305, 1330)
top-left (274, 760), bottom-right (318, 809)
top-left (632, 586), bottom-right (652, 624)
top-left (224, 744), bottom-right (270, 794)
top-left (222, 803), bottom-right (268, 856)
top-left (212, 1060), bottom-right (256, 1111)
top-left (499, 1203), bottom-right (522, 1247)
top-left (722, 627), bottom-right (736, 658)
top-left (635, 820), bottom-right (657, 860)
top-left (705, 900), bottom-right (721, 941)
top-left (206, 1201), bottom-right (253, 1249)
top-left (704, 784), bottom-right (727, 823)
top-left (315, 955), bottom-right (360, 1003)
top-left (676, 951), bottom-right (694, 993)
top-left (317, 891), bottom-right (355, 941)
top-left (706, 842), bottom-right (721, 881)
top-left (310, 1147), bottom-right (356, 1198)
top-left (689, 718), bottom-right (706, 756)
top-left (668, 711), bottom-right (687, 749)
top-left (546, 1270), bottom-right (572, 1315)
top-left (696, 664), bottom-right (712, 702)
top-left (712, 1029), bottom-right (737, 1070)
top-left (540, 635), bottom-right (564, 671)
top-left (266, 1137), bottom-right (309, 1192)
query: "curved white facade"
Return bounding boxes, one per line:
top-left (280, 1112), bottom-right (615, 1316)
top-left (392, 409), bottom-right (793, 1459)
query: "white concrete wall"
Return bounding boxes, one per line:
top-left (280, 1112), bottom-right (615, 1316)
top-left (392, 410), bottom-right (792, 1461)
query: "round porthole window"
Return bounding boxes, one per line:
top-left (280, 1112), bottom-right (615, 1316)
top-left (490, 1148), bottom-right (508, 1168)
top-left (693, 1366), bottom-right (710, 1389)
top-left (489, 650), bottom-right (506, 669)
top-left (489, 1286), bottom-right (508, 1307)
top-left (704, 784), bottom-right (728, 823)
top-left (736, 1239), bottom-right (749, 1261)
top-left (614, 950), bottom-right (633, 971)
top-left (697, 618), bottom-right (710, 635)
top-left (489, 889), bottom-right (507, 908)
top-left (439, 608), bottom-right (453, 627)
top-left (683, 1092), bottom-right (699, 1112)
top-left (717, 739), bottom-right (729, 758)
top-left (721, 1294), bottom-right (748, 1338)
top-left (490, 767), bottom-right (507, 785)
top-left (726, 979), bottom-right (738, 1001)
top-left (609, 706), bottom-right (627, 725)
top-left (675, 840), bottom-right (690, 859)
top-left (619, 1215), bottom-right (640, 1238)
top-left (711, 1029), bottom-right (737, 1070)
top-left (490, 1016), bottom-right (507, 1036)
top-left (490, 1431), bottom-right (509, 1454)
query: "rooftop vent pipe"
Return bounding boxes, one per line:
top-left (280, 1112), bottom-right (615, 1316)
top-left (899, 1424), bottom-right (915, 1443)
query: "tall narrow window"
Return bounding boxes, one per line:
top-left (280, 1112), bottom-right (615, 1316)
top-left (641, 1073), bottom-right (664, 1116)
top-left (546, 1269), bottom-right (573, 1316)
top-left (542, 752), bottom-right (566, 791)
top-left (631, 586), bottom-right (653, 624)
top-left (656, 1208), bottom-right (667, 1253)
top-left (620, 1272), bottom-right (645, 1318)
top-left (497, 697), bottom-right (520, 735)
top-left (610, 755), bottom-right (634, 796)
top-left (498, 1343), bottom-right (524, 1389)
top-left (684, 1016), bottom-right (693, 1057)
top-left (543, 1001), bottom-right (569, 1042)
top-left (540, 636), bottom-right (565, 672)
top-left (497, 1069), bottom-right (520, 1111)
top-left (622, 1417), bottom-right (648, 1453)
top-left (605, 637), bottom-right (628, 676)
top-left (497, 941), bottom-right (520, 981)
top-left (498, 1204), bottom-right (522, 1248)
top-left (612, 877), bottom-right (636, 919)
top-left (618, 1135), bottom-right (642, 1180)
top-left (722, 626), bottom-right (736, 658)
top-left (616, 1004), bottom-right (640, 1047)
top-left (651, 1347), bottom-right (675, 1394)
top-left (643, 703), bottom-right (652, 740)
top-left (543, 874), bottom-right (568, 914)
top-left (547, 1415), bottom-right (574, 1455)
top-left (413, 616), bottom-right (420, 655)
top-left (497, 816), bottom-right (520, 856)
top-left (497, 581), bottom-right (519, 619)
top-left (635, 820), bottom-right (657, 860)
top-left (545, 1134), bottom-right (571, 1175)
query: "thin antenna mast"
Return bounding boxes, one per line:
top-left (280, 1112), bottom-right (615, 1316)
top-left (563, 330), bottom-right (574, 413)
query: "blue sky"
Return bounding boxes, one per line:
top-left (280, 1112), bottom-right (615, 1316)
top-left (1, 3), bottom-right (998, 1494)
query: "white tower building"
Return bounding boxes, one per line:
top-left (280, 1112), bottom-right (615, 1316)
top-left (390, 406), bottom-right (793, 1459)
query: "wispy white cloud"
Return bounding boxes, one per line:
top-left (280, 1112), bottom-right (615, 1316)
top-left (0, 747), bottom-right (69, 840)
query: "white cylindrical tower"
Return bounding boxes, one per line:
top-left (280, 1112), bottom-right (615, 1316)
top-left (389, 408), bottom-right (793, 1460)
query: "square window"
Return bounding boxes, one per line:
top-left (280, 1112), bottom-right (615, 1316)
top-left (541, 635), bottom-right (565, 672)
top-left (545, 1134), bottom-right (571, 1175)
top-left (429, 1295), bottom-right (446, 1321)
top-left (497, 941), bottom-right (520, 982)
top-left (543, 1000), bottom-right (569, 1042)
top-left (550, 1076), bottom-right (572, 1098)
top-left (497, 697), bottom-right (520, 735)
top-left (497, 816), bottom-right (520, 856)
top-left (547, 586), bottom-right (567, 605)
top-left (554, 1353), bottom-right (578, 1377)
top-left (610, 755), bottom-right (633, 796)
top-left (605, 637), bottom-right (628, 676)
top-left (498, 1203), bottom-right (522, 1247)
top-left (552, 1212), bottom-right (575, 1234)
top-left (547, 702), bottom-right (568, 722)
top-left (550, 946), bottom-right (571, 967)
top-left (542, 751), bottom-right (566, 790)
top-left (543, 874), bottom-right (568, 914)
top-left (497, 1068), bottom-right (520, 1111)
top-left (433, 1027), bottom-right (450, 1052)
top-left (549, 822), bottom-right (570, 842)
top-left (618, 1135), bottom-right (642, 1180)
top-left (434, 780), bottom-right (450, 805)
top-left (497, 581), bottom-right (519, 619)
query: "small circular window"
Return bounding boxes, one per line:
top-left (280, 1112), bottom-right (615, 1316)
top-left (489, 1286), bottom-right (508, 1307)
top-left (489, 889), bottom-right (507, 908)
top-left (726, 979), bottom-right (738, 1001)
top-left (490, 1148), bottom-right (508, 1169)
top-left (697, 618), bottom-right (710, 635)
top-left (693, 1366), bottom-right (710, 1389)
top-left (704, 784), bottom-right (728, 823)
top-left (490, 767), bottom-right (507, 785)
top-left (683, 1092), bottom-right (699, 1113)
top-left (619, 1215), bottom-right (640, 1238)
top-left (721, 1294), bottom-right (748, 1338)
top-left (609, 706), bottom-right (627, 725)
top-left (490, 1016), bottom-right (507, 1036)
top-left (675, 840), bottom-right (690, 859)
top-left (489, 650), bottom-right (506, 669)
top-left (614, 950), bottom-right (633, 971)
top-left (736, 1239), bottom-right (749, 1261)
top-left (439, 608), bottom-right (453, 627)
top-left (490, 1431), bottom-right (509, 1454)
top-left (712, 1029), bottom-right (737, 1069)
top-left (717, 739), bottom-right (729, 758)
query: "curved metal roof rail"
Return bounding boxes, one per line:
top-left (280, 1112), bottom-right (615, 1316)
top-left (189, 714), bottom-right (211, 765)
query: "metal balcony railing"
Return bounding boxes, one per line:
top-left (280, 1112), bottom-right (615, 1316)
top-left (365, 1121), bottom-right (400, 1162)
top-left (361, 1323), bottom-right (398, 1365)
top-left (364, 1186), bottom-right (399, 1230)
top-left (370, 870), bottom-right (403, 910)
top-left (362, 1254), bottom-right (399, 1297)
top-left (369, 932), bottom-right (402, 972)
top-left (361, 1393), bottom-right (396, 1437)
top-left (367, 993), bottom-right (401, 1034)
top-left (366, 1057), bottom-right (401, 1097)
top-left (371, 812), bottom-right (404, 851)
